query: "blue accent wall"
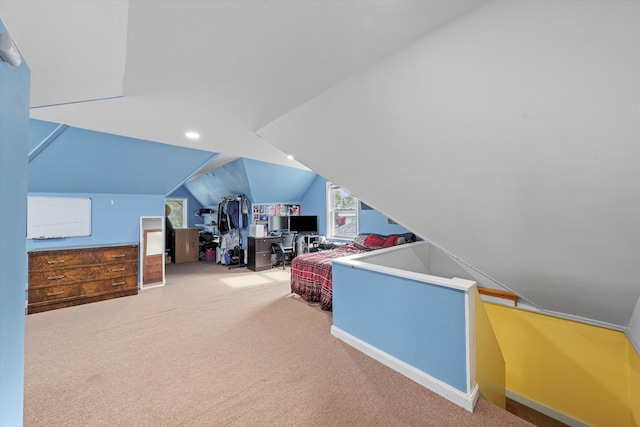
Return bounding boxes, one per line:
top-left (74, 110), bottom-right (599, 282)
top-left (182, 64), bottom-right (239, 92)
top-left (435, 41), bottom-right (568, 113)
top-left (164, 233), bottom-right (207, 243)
top-left (25, 119), bottom-right (217, 255)
top-left (332, 263), bottom-right (468, 392)
top-left (0, 19), bottom-right (30, 426)
top-left (28, 121), bottom-right (217, 195)
top-left (359, 208), bottom-right (414, 236)
top-left (167, 186), bottom-right (204, 229)
top-left (26, 193), bottom-right (165, 252)
top-left (244, 158), bottom-right (317, 203)
top-left (184, 158), bottom-right (318, 207)
top-left (28, 118), bottom-right (62, 152)
top-left (300, 175), bottom-right (329, 235)
top-left (184, 159), bottom-right (252, 207)
top-left (299, 175), bottom-right (415, 238)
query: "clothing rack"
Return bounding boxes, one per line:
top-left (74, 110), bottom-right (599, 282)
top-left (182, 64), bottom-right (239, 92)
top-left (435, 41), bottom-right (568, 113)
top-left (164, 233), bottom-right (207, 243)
top-left (218, 194), bottom-right (248, 269)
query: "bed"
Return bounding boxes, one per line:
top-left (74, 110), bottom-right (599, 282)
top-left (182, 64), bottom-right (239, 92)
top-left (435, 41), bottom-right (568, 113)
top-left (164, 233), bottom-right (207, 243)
top-left (290, 233), bottom-right (415, 311)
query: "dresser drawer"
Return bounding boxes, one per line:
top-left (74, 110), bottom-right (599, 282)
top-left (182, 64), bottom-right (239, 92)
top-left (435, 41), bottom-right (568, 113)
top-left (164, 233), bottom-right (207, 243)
top-left (29, 250), bottom-right (83, 271)
top-left (255, 251), bottom-right (273, 269)
top-left (29, 283), bottom-right (82, 303)
top-left (84, 246), bottom-right (138, 265)
top-left (81, 275), bottom-right (138, 295)
top-left (28, 267), bottom-right (85, 287)
top-left (84, 262), bottom-right (138, 280)
top-left (257, 238), bottom-right (280, 252)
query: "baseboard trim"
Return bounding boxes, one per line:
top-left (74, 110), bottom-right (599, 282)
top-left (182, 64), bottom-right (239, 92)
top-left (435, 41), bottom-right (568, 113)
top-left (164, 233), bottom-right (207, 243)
top-left (331, 325), bottom-right (478, 412)
top-left (506, 390), bottom-right (590, 427)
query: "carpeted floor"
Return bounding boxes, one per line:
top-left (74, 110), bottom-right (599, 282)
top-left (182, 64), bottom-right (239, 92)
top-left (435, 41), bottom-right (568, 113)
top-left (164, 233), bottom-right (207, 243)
top-left (24, 261), bottom-right (533, 426)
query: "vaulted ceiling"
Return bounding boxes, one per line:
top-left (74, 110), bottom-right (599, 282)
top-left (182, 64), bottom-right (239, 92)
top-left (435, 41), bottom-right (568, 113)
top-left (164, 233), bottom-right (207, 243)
top-left (1, 0), bottom-right (484, 172)
top-left (2, 1), bottom-right (639, 331)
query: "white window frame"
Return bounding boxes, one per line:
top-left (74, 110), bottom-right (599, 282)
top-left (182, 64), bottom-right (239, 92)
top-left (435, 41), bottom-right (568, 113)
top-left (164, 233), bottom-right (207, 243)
top-left (165, 198), bottom-right (188, 228)
top-left (326, 183), bottom-right (359, 240)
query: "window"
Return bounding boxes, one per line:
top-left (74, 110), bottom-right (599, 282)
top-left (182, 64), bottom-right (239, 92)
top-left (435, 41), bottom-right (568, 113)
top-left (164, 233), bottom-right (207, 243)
top-left (327, 183), bottom-right (358, 239)
top-left (165, 198), bottom-right (188, 228)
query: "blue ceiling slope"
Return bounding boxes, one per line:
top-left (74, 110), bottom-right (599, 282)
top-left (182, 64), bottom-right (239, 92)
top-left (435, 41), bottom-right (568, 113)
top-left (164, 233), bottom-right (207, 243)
top-left (184, 158), bottom-right (318, 207)
top-left (243, 158), bottom-right (317, 203)
top-left (28, 119), bottom-right (63, 153)
top-left (28, 120), bottom-right (218, 195)
top-left (184, 158), bottom-right (252, 207)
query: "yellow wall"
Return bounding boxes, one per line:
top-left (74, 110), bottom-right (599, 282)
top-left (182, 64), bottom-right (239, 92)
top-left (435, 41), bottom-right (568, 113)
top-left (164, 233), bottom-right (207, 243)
top-left (484, 302), bottom-right (636, 427)
top-left (631, 341), bottom-right (640, 426)
top-left (474, 291), bottom-right (506, 408)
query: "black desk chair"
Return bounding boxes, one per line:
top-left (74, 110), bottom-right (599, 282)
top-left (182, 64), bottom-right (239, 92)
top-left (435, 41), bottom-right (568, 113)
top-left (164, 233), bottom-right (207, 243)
top-left (281, 233), bottom-right (295, 260)
top-left (272, 243), bottom-right (287, 269)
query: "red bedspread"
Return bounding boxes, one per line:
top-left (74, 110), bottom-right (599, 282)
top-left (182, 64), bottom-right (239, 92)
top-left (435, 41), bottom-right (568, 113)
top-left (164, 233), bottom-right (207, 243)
top-left (290, 244), bottom-right (369, 311)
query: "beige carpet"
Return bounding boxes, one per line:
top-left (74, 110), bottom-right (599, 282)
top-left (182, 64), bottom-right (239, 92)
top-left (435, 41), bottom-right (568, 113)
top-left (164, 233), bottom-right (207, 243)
top-left (24, 261), bottom-right (533, 426)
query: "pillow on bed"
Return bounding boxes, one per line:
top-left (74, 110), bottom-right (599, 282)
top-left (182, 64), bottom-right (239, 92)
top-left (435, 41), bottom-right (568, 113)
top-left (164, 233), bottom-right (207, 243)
top-left (382, 235), bottom-right (398, 247)
top-left (353, 233), bottom-right (416, 250)
top-left (350, 234), bottom-right (370, 250)
top-left (361, 234), bottom-right (400, 248)
top-left (363, 234), bottom-right (386, 248)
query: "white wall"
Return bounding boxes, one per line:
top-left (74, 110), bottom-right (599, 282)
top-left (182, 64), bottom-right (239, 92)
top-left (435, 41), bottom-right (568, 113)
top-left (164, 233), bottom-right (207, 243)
top-left (258, 1), bottom-right (640, 328)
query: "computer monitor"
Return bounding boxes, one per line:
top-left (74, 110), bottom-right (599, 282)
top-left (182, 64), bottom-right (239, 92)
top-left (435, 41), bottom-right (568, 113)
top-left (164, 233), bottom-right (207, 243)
top-left (288, 215), bottom-right (318, 234)
top-left (267, 215), bottom-right (289, 232)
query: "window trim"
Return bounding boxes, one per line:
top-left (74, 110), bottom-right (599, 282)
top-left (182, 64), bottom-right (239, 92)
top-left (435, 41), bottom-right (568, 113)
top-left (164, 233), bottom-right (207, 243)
top-left (326, 183), bottom-right (359, 240)
top-left (165, 198), bottom-right (188, 229)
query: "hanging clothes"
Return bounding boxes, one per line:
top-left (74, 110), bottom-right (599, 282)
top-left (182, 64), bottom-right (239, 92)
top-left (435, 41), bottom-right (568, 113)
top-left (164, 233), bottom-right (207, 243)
top-left (218, 202), bottom-right (230, 233)
top-left (226, 200), bottom-right (240, 229)
top-left (220, 195), bottom-right (248, 230)
top-left (216, 194), bottom-right (248, 264)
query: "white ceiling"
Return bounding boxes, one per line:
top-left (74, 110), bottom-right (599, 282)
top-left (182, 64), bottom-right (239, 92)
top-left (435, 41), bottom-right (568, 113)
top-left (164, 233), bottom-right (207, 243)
top-left (3, 1), bottom-right (639, 330)
top-left (0, 0), bottom-right (484, 170)
top-left (257, 0), bottom-right (640, 329)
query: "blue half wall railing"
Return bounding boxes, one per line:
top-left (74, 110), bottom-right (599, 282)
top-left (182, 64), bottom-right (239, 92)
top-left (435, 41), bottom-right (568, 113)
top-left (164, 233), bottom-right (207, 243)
top-left (331, 241), bottom-right (505, 411)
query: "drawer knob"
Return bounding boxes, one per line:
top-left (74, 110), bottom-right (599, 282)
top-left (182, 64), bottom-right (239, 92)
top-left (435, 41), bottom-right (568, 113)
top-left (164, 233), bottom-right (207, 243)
top-left (46, 291), bottom-right (65, 296)
top-left (112, 267), bottom-right (126, 272)
top-left (112, 282), bottom-right (125, 286)
top-left (47, 275), bottom-right (65, 280)
top-left (47, 259), bottom-right (65, 264)
top-left (112, 254), bottom-right (126, 258)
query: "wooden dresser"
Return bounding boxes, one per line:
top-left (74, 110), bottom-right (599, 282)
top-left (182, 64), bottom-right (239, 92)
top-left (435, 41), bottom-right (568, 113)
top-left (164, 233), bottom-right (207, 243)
top-left (173, 228), bottom-right (200, 263)
top-left (28, 244), bottom-right (139, 314)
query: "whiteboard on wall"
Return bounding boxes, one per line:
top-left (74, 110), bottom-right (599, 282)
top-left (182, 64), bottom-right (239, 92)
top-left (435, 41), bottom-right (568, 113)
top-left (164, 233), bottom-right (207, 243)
top-left (27, 196), bottom-right (92, 239)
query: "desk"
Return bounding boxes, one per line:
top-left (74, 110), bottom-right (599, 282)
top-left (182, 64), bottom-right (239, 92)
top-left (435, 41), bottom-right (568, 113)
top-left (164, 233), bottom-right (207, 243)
top-left (247, 236), bottom-right (282, 271)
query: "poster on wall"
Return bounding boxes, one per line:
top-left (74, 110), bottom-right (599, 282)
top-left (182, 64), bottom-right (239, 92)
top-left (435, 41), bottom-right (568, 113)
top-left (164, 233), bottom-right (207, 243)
top-left (252, 204), bottom-right (301, 225)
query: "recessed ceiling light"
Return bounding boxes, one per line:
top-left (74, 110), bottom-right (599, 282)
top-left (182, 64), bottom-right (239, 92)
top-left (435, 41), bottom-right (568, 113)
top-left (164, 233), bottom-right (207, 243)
top-left (185, 131), bottom-right (200, 140)
top-left (287, 155), bottom-right (294, 160)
